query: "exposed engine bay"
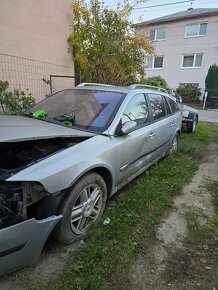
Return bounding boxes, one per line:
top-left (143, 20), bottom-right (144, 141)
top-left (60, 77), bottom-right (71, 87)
top-left (0, 137), bottom-right (87, 230)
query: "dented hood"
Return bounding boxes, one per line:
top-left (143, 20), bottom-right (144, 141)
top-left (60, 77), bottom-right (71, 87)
top-left (0, 115), bottom-right (95, 142)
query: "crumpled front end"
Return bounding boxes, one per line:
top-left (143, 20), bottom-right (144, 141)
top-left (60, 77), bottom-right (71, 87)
top-left (0, 138), bottom-right (67, 276)
top-left (0, 215), bottom-right (62, 276)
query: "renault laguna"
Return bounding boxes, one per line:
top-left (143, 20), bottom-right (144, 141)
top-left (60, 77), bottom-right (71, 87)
top-left (0, 83), bottom-right (181, 275)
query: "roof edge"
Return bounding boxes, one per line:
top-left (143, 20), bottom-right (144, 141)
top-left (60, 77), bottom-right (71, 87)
top-left (134, 9), bottom-right (218, 27)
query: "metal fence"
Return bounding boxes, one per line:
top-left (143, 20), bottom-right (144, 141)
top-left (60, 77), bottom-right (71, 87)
top-left (0, 53), bottom-right (75, 102)
top-left (205, 89), bottom-right (218, 108)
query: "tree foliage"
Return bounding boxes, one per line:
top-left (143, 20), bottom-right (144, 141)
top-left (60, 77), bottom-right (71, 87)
top-left (69, 0), bottom-right (154, 85)
top-left (140, 75), bottom-right (169, 90)
top-left (176, 84), bottom-right (201, 103)
top-left (205, 64), bottom-right (218, 99)
top-left (0, 80), bottom-right (35, 114)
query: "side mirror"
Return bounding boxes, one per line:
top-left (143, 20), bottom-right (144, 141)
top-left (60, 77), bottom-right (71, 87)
top-left (121, 121), bottom-right (137, 135)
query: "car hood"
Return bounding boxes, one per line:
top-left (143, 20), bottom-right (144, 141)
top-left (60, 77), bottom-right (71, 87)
top-left (0, 115), bottom-right (95, 142)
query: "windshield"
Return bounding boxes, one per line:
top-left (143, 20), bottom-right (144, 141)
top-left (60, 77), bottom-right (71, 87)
top-left (25, 89), bottom-right (126, 133)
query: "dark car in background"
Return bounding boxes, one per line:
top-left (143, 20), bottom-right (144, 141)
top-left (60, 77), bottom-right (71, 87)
top-left (181, 105), bottom-right (198, 133)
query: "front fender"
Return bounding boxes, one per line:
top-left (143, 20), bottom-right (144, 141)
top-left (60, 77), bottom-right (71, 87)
top-left (7, 135), bottom-right (116, 193)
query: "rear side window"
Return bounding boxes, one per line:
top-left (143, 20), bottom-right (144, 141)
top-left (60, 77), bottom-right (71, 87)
top-left (147, 93), bottom-right (167, 120)
top-left (165, 97), bottom-right (171, 115)
top-left (121, 93), bottom-right (150, 128)
top-left (168, 97), bottom-right (180, 113)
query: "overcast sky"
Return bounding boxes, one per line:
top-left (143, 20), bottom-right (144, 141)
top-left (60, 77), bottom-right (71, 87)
top-left (100, 0), bottom-right (218, 23)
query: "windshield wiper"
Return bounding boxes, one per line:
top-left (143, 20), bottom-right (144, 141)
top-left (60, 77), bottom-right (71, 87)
top-left (20, 113), bottom-right (34, 118)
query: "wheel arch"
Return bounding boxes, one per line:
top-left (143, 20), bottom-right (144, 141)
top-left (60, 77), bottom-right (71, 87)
top-left (91, 167), bottom-right (113, 197)
top-left (30, 166), bottom-right (113, 219)
top-left (189, 111), bottom-right (197, 120)
top-left (53, 168), bottom-right (111, 243)
top-left (65, 166), bottom-right (113, 199)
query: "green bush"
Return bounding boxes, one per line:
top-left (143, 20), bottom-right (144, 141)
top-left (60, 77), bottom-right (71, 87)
top-left (0, 80), bottom-right (35, 114)
top-left (140, 75), bottom-right (169, 91)
top-left (175, 84), bottom-right (201, 103)
top-left (205, 64), bottom-right (218, 102)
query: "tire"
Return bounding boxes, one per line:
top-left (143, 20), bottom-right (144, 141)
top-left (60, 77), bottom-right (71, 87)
top-left (54, 172), bottom-right (107, 244)
top-left (169, 133), bottom-right (179, 155)
top-left (188, 117), bottom-right (197, 133)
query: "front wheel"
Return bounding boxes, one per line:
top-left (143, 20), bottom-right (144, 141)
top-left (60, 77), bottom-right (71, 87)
top-left (170, 133), bottom-right (179, 154)
top-left (54, 172), bottom-right (107, 244)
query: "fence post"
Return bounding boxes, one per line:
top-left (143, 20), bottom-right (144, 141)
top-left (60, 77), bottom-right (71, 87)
top-left (49, 75), bottom-right (52, 96)
top-left (75, 67), bottom-right (81, 86)
top-left (203, 91), bottom-right (208, 109)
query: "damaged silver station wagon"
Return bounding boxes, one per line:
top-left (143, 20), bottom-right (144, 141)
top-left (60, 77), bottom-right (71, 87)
top-left (0, 83), bottom-right (181, 276)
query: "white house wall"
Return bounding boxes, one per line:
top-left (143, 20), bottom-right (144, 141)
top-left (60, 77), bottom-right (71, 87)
top-left (140, 15), bottom-right (218, 90)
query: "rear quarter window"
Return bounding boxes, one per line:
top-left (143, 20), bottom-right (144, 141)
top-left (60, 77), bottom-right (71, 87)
top-left (168, 97), bottom-right (180, 113)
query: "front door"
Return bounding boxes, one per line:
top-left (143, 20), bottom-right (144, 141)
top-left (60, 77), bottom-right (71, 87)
top-left (114, 93), bottom-right (155, 186)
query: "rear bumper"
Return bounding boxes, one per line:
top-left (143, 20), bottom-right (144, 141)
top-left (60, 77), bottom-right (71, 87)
top-left (0, 215), bottom-right (62, 277)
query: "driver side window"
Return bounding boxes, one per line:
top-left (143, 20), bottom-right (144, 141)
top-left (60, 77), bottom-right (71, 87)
top-left (121, 94), bottom-right (150, 129)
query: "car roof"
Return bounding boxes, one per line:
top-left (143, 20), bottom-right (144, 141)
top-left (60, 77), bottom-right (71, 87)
top-left (75, 83), bottom-right (129, 94)
top-left (75, 83), bottom-right (171, 96)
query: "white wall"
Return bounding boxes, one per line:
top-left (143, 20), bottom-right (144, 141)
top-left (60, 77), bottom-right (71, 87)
top-left (138, 14), bottom-right (218, 90)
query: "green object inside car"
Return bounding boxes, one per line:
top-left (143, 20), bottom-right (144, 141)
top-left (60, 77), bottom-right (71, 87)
top-left (33, 109), bottom-right (48, 118)
top-left (62, 120), bottom-right (73, 126)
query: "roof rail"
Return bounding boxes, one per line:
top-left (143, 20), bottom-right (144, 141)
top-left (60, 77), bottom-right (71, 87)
top-left (128, 84), bottom-right (168, 93)
top-left (77, 83), bottom-right (113, 87)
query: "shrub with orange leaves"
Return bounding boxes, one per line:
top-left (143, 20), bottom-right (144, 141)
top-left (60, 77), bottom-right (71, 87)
top-left (69, 0), bottom-right (154, 85)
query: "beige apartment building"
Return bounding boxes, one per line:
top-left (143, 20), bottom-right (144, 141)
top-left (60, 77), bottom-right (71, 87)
top-left (0, 0), bottom-right (74, 101)
top-left (135, 8), bottom-right (218, 91)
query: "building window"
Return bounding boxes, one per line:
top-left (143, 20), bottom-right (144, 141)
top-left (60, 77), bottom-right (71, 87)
top-left (179, 83), bottom-right (199, 87)
top-left (150, 28), bottom-right (166, 41)
top-left (182, 53), bottom-right (203, 68)
top-left (147, 56), bottom-right (164, 69)
top-left (185, 23), bottom-right (207, 37)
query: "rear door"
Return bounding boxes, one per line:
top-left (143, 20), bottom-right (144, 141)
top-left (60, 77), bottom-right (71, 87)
top-left (146, 93), bottom-right (176, 159)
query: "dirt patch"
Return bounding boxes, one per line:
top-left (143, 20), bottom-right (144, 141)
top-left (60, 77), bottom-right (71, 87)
top-left (0, 241), bottom-right (76, 290)
top-left (130, 142), bottom-right (218, 290)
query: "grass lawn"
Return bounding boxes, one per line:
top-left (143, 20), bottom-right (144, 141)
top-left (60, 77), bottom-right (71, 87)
top-left (19, 122), bottom-right (216, 290)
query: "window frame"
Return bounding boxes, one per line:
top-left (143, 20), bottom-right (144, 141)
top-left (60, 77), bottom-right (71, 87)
top-left (146, 56), bottom-right (164, 70)
top-left (181, 53), bottom-right (203, 69)
top-left (185, 22), bottom-right (208, 38)
top-left (150, 27), bottom-right (166, 41)
top-left (179, 83), bottom-right (199, 88)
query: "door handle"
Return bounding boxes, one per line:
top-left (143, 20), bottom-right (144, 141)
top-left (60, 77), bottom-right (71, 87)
top-left (149, 132), bottom-right (156, 138)
top-left (170, 123), bottom-right (175, 128)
